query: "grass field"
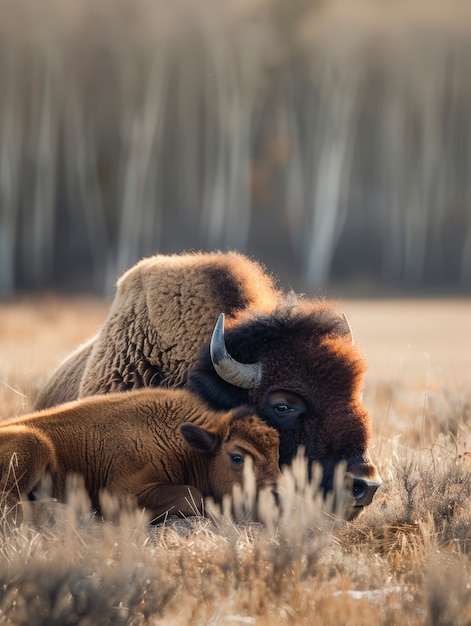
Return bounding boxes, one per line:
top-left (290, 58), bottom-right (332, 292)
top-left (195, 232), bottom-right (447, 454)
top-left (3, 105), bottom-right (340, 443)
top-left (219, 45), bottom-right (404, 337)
top-left (0, 296), bottom-right (470, 625)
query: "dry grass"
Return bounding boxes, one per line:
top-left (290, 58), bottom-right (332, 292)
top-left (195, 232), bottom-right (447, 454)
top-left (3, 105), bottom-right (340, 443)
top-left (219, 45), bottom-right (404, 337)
top-left (1, 296), bottom-right (471, 625)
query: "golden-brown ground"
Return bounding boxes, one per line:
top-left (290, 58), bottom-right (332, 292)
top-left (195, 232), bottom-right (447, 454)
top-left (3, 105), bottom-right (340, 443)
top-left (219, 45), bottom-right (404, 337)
top-left (0, 296), bottom-right (470, 625)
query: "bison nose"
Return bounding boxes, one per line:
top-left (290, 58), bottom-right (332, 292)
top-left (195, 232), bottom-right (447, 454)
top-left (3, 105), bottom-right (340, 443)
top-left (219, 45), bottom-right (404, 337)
top-left (351, 477), bottom-right (381, 507)
top-left (344, 461), bottom-right (382, 518)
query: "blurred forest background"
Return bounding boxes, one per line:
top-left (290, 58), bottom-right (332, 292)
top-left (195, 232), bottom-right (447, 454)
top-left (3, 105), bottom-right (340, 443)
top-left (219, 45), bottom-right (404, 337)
top-left (1, 0), bottom-right (471, 297)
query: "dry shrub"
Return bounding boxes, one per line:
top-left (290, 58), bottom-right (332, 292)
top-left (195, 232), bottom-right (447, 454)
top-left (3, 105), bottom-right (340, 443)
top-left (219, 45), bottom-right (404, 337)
top-left (425, 553), bottom-right (471, 626)
top-left (2, 431), bottom-right (468, 625)
top-left (1, 298), bottom-right (471, 624)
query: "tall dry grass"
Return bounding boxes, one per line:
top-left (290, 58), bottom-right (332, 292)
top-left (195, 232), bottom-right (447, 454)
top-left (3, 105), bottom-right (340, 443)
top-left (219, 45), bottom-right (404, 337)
top-left (1, 0), bottom-right (471, 294)
top-left (1, 296), bottom-right (471, 624)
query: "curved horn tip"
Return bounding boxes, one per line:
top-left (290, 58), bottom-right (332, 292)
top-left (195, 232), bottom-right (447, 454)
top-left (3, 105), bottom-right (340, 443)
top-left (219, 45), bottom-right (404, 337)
top-left (341, 312), bottom-right (354, 345)
top-left (210, 312), bottom-right (262, 389)
top-left (210, 313), bottom-right (227, 366)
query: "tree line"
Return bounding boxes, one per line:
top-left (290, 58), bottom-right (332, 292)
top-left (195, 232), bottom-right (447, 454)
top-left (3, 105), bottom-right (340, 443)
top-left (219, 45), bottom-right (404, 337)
top-left (0, 0), bottom-right (470, 295)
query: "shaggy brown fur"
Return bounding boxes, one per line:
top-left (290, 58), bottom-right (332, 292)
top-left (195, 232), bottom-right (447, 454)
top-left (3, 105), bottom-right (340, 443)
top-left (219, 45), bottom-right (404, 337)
top-left (32, 251), bottom-right (380, 513)
top-left (34, 251), bottom-right (280, 408)
top-left (0, 389), bottom-right (280, 520)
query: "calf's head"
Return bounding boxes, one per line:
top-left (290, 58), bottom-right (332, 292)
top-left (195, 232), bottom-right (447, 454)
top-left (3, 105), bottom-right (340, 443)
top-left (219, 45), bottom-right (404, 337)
top-left (179, 410), bottom-right (280, 504)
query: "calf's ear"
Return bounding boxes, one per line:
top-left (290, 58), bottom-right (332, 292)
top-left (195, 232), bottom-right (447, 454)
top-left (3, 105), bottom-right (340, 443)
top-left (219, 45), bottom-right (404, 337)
top-left (179, 424), bottom-right (220, 455)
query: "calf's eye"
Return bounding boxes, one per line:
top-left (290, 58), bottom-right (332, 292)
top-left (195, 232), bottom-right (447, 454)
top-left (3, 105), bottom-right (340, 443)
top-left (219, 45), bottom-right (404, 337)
top-left (230, 453), bottom-right (244, 465)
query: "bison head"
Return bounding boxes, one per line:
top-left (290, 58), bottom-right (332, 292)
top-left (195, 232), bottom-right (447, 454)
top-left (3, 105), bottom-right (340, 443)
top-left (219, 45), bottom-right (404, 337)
top-left (189, 302), bottom-right (381, 519)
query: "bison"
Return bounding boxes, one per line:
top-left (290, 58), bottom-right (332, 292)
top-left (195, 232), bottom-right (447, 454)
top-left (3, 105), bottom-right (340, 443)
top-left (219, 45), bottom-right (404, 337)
top-left (34, 251), bottom-right (381, 518)
top-left (0, 388), bottom-right (280, 521)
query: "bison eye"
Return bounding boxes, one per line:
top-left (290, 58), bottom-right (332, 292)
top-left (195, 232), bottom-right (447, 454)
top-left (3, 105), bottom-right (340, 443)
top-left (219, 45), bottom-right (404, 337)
top-left (265, 390), bottom-right (307, 430)
top-left (274, 403), bottom-right (293, 415)
top-left (230, 453), bottom-right (244, 465)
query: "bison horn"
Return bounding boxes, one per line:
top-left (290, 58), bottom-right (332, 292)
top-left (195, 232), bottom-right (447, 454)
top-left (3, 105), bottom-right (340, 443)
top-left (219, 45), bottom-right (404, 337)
top-left (210, 313), bottom-right (263, 389)
top-left (341, 313), bottom-right (354, 345)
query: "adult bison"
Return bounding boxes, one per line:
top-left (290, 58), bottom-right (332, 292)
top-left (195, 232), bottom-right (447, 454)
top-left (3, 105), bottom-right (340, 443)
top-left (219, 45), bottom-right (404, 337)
top-left (34, 251), bottom-right (381, 518)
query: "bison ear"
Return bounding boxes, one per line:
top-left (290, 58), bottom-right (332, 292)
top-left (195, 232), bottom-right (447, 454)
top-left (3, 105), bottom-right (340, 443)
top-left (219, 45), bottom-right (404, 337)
top-left (179, 423), bottom-right (220, 455)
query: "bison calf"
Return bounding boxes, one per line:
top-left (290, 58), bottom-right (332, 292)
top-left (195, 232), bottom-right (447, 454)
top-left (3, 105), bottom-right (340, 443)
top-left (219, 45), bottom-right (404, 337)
top-left (0, 389), bottom-right (280, 521)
